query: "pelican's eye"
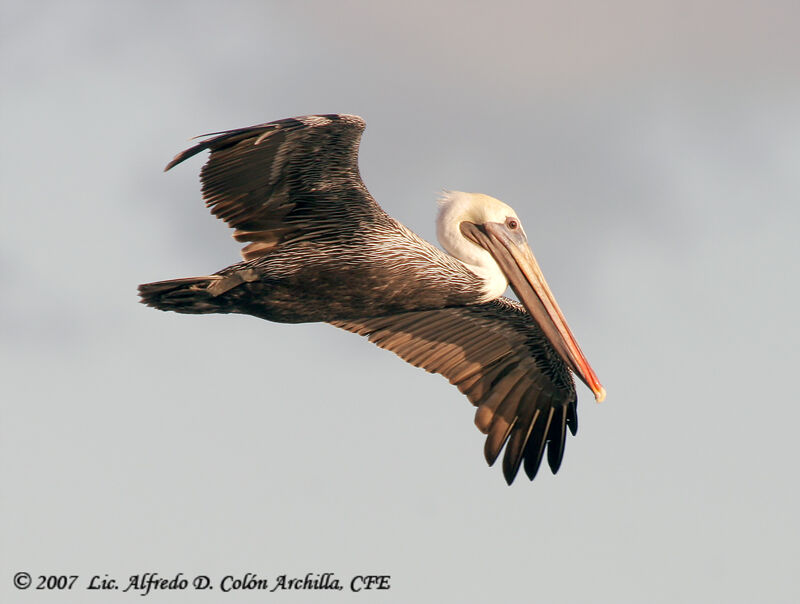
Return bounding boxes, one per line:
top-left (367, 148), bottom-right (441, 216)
top-left (506, 217), bottom-right (519, 230)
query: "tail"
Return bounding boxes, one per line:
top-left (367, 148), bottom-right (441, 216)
top-left (138, 275), bottom-right (233, 314)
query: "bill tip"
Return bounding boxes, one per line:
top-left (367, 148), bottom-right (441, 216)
top-left (595, 386), bottom-right (606, 403)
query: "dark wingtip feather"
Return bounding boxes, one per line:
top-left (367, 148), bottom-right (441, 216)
top-left (164, 130), bottom-right (240, 171)
top-left (164, 143), bottom-right (205, 172)
top-left (522, 408), bottom-right (554, 481)
top-left (522, 441), bottom-right (546, 482)
top-left (165, 144), bottom-right (207, 171)
top-left (501, 403), bottom-right (541, 485)
top-left (566, 399), bottom-right (578, 436)
top-left (502, 447), bottom-right (521, 484)
top-left (546, 406), bottom-right (567, 474)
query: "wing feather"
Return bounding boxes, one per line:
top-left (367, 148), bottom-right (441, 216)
top-left (505, 403), bottom-right (542, 483)
top-left (331, 297), bottom-right (577, 484)
top-left (484, 369), bottom-right (529, 466)
top-left (522, 398), bottom-right (556, 481)
top-left (165, 114), bottom-right (382, 260)
top-left (546, 404), bottom-right (568, 474)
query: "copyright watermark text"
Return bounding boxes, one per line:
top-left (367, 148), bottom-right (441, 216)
top-left (12, 571), bottom-right (391, 596)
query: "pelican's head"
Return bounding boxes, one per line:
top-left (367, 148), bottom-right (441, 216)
top-left (437, 191), bottom-right (522, 277)
top-left (437, 190), bottom-right (605, 402)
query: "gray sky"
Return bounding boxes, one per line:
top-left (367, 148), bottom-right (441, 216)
top-left (2, 1), bottom-right (799, 602)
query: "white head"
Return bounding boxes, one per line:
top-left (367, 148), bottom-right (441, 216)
top-left (437, 191), bottom-right (523, 298)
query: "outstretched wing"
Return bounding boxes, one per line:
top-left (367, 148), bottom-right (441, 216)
top-left (331, 297), bottom-right (578, 484)
top-left (166, 114), bottom-right (384, 260)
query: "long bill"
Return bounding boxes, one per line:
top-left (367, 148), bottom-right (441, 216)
top-left (461, 221), bottom-right (606, 402)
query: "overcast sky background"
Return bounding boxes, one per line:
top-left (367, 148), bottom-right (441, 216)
top-left (2, 1), bottom-right (799, 602)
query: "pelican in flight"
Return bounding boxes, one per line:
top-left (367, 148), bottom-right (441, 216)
top-left (139, 114), bottom-right (604, 484)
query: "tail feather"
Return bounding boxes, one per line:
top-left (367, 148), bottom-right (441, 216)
top-left (138, 276), bottom-right (229, 314)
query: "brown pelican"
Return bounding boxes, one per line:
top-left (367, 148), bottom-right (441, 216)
top-left (139, 114), bottom-right (605, 484)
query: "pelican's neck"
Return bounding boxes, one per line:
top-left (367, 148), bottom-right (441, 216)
top-left (459, 259), bottom-right (509, 301)
top-left (436, 193), bottom-right (509, 301)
